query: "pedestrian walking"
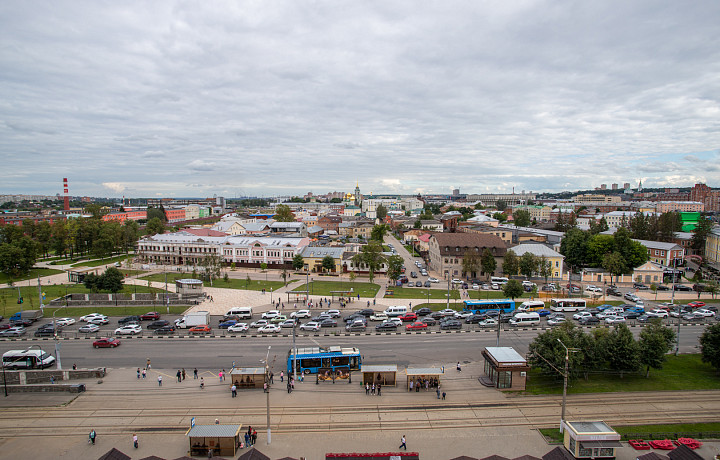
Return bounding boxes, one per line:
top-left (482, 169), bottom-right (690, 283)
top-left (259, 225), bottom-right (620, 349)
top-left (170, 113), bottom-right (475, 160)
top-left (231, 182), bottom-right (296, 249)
top-left (89, 429), bottom-right (96, 445)
top-left (182, 368), bottom-right (186, 380)
top-left (133, 433), bottom-right (138, 449)
top-left (142, 368), bottom-right (146, 379)
top-left (146, 358), bottom-right (151, 369)
top-left (158, 376), bottom-right (163, 387)
top-left (366, 383), bottom-right (370, 395)
top-left (280, 371), bottom-right (284, 382)
top-left (194, 368), bottom-right (198, 379)
top-left (231, 384), bottom-right (237, 397)
top-left (399, 435), bottom-right (407, 450)
top-left (177, 370), bottom-right (182, 382)
top-left (137, 368), bottom-right (141, 379)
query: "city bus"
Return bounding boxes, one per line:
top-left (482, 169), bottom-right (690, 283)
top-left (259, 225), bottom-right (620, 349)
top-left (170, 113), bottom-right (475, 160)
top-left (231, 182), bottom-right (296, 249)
top-left (2, 349), bottom-right (56, 369)
top-left (462, 299), bottom-right (515, 315)
top-left (287, 346), bottom-right (362, 375)
top-left (550, 298), bottom-right (587, 312)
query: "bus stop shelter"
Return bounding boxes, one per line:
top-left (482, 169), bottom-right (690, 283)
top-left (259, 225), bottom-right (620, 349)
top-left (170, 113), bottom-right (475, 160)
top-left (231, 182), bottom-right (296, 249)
top-left (405, 367), bottom-right (442, 391)
top-left (361, 365), bottom-right (397, 386)
top-left (187, 424), bottom-right (242, 457)
top-left (230, 368), bottom-right (265, 389)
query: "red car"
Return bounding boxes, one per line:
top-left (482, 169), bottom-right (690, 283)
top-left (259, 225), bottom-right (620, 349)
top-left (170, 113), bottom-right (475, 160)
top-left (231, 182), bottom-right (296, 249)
top-left (189, 325), bottom-right (212, 334)
top-left (399, 312), bottom-right (418, 322)
top-left (93, 338), bottom-right (121, 348)
top-left (688, 301), bottom-right (706, 308)
top-left (406, 321), bottom-right (428, 330)
top-left (140, 312), bottom-right (160, 321)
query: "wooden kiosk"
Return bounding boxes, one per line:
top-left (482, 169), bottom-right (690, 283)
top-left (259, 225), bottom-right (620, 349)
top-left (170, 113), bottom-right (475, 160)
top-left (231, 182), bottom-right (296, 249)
top-left (230, 367), bottom-right (266, 389)
top-left (187, 424), bottom-right (242, 457)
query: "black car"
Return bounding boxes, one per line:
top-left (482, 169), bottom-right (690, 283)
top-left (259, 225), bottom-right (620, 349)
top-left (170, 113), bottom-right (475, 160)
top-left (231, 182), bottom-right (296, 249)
top-left (579, 316), bottom-right (600, 325)
top-left (673, 284), bottom-right (692, 291)
top-left (319, 319), bottom-right (337, 328)
top-left (154, 325), bottom-right (176, 334)
top-left (375, 322), bottom-right (398, 331)
top-left (146, 320), bottom-right (170, 330)
top-left (118, 316), bottom-right (141, 325)
top-left (419, 317), bottom-right (437, 326)
top-left (440, 320), bottom-right (462, 330)
top-left (415, 308), bottom-right (432, 316)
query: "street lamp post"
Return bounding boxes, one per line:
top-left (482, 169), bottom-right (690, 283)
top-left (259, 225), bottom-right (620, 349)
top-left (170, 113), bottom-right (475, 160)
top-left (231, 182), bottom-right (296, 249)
top-left (557, 338), bottom-right (579, 433)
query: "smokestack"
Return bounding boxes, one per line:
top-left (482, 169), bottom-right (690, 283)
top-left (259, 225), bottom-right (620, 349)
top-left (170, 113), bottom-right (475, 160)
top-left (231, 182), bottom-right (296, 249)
top-left (63, 178), bottom-right (69, 211)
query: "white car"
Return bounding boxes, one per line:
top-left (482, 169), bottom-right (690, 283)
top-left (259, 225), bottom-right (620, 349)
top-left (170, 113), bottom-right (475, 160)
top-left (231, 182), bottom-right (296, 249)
top-left (227, 323), bottom-right (249, 333)
top-left (78, 324), bottom-right (100, 333)
top-left (80, 313), bottom-right (107, 322)
top-left (370, 312), bottom-right (388, 322)
top-left (299, 321), bottom-right (320, 332)
top-left (326, 309), bottom-right (341, 318)
top-left (259, 324), bottom-right (281, 334)
top-left (573, 311), bottom-right (592, 320)
top-left (646, 309), bottom-right (669, 318)
top-left (261, 310), bottom-right (281, 319)
top-left (115, 325), bottom-right (142, 335)
top-left (87, 317), bottom-right (110, 325)
top-left (428, 277), bottom-right (439, 283)
top-left (290, 310), bottom-right (311, 319)
top-left (55, 318), bottom-right (76, 326)
top-left (250, 320), bottom-right (269, 328)
top-left (604, 315), bottom-right (626, 325)
top-left (695, 309), bottom-right (716, 317)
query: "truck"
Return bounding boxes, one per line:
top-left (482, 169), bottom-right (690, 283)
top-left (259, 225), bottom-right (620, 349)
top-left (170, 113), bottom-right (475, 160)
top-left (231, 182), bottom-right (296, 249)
top-left (174, 311), bottom-right (210, 329)
top-left (10, 310), bottom-right (44, 323)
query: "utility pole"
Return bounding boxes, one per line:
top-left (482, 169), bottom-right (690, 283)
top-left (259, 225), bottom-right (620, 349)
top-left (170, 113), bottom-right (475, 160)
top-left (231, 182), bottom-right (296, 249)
top-left (557, 339), bottom-right (579, 433)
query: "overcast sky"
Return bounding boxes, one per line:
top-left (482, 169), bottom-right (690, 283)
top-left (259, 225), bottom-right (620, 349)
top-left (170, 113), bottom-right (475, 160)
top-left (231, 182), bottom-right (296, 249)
top-left (1, 1), bottom-right (719, 199)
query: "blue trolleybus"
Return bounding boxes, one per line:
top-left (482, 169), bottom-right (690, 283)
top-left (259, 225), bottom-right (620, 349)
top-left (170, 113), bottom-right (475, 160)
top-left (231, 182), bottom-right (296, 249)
top-left (462, 299), bottom-right (516, 315)
top-left (287, 346), bottom-right (362, 375)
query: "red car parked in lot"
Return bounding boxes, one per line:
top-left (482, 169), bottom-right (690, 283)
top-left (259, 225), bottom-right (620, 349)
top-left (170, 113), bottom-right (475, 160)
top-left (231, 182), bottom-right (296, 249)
top-left (140, 312), bottom-right (160, 321)
top-left (406, 321), bottom-right (428, 330)
top-left (399, 312), bottom-right (418, 322)
top-left (189, 325), bottom-right (212, 334)
top-left (93, 338), bottom-right (121, 348)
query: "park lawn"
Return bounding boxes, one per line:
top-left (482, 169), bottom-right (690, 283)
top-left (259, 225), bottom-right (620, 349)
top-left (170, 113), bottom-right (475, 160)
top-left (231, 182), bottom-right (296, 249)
top-left (44, 305), bottom-right (188, 317)
top-left (385, 286), bottom-right (461, 299)
top-left (292, 280), bottom-right (380, 297)
top-left (0, 267), bottom-right (65, 284)
top-left (70, 254), bottom-right (133, 268)
top-left (524, 354), bottom-right (720, 395)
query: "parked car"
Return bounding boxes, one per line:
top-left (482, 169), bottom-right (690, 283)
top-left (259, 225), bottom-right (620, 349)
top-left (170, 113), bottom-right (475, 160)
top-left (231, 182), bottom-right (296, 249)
top-left (375, 322), bottom-right (398, 331)
top-left (78, 324), bottom-right (100, 333)
top-left (259, 324), bottom-right (281, 333)
top-left (299, 321), bottom-right (320, 332)
top-left (406, 321), bottom-right (428, 330)
top-left (93, 338), bottom-right (121, 348)
top-left (118, 316), bottom-right (141, 325)
top-left (139, 312), bottom-right (160, 321)
top-left (290, 310), bottom-right (311, 319)
top-left (189, 325), bottom-right (212, 334)
top-left (227, 323), bottom-right (249, 333)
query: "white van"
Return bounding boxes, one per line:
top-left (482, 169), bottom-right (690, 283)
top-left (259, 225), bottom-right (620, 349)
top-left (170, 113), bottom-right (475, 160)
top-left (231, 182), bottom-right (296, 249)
top-left (491, 276), bottom-right (509, 285)
top-left (224, 307), bottom-right (253, 320)
top-left (518, 301), bottom-right (545, 312)
top-left (509, 312), bottom-right (541, 327)
top-left (384, 305), bottom-right (408, 317)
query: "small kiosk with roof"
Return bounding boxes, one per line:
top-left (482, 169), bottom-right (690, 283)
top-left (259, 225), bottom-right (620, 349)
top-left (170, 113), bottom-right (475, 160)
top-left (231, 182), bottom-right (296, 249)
top-left (562, 420), bottom-right (622, 459)
top-left (187, 424), bottom-right (242, 457)
top-left (481, 347), bottom-right (530, 390)
top-left (361, 365), bottom-right (398, 386)
top-left (405, 367), bottom-right (442, 391)
top-left (230, 367), bottom-right (266, 389)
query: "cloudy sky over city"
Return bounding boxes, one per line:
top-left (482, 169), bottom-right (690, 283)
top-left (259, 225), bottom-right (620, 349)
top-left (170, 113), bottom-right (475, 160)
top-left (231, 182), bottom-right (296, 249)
top-left (1, 1), bottom-right (719, 198)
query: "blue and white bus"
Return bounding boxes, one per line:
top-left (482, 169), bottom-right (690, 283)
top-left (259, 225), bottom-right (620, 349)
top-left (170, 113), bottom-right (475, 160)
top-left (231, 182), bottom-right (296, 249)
top-left (287, 346), bottom-right (362, 375)
top-left (462, 299), bottom-right (515, 315)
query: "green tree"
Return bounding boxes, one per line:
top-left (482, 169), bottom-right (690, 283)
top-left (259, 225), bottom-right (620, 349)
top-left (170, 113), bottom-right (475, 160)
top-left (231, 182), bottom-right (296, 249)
top-left (376, 204), bottom-right (388, 220)
top-left (502, 279), bottom-right (524, 300)
top-left (513, 209), bottom-right (531, 227)
top-left (638, 319), bottom-right (676, 377)
top-left (370, 224), bottom-right (389, 242)
top-left (352, 241), bottom-right (386, 283)
top-left (502, 251), bottom-right (519, 276)
top-left (480, 249), bottom-right (497, 280)
top-left (518, 252), bottom-right (538, 279)
top-left (602, 251), bottom-right (627, 285)
top-left (560, 228), bottom-right (589, 272)
top-left (700, 323), bottom-right (720, 374)
top-left (146, 217), bottom-right (165, 236)
top-left (495, 200), bottom-right (507, 212)
top-left (274, 204), bottom-right (296, 222)
top-left (292, 254), bottom-right (305, 271)
top-left (386, 255), bottom-right (404, 283)
top-left (321, 255), bottom-right (336, 273)
top-left (605, 324), bottom-right (641, 378)
top-left (462, 250), bottom-right (481, 279)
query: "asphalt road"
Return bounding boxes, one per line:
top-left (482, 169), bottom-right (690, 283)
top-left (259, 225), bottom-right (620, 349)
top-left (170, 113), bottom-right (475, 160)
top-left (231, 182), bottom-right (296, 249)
top-left (0, 324), bottom-right (708, 371)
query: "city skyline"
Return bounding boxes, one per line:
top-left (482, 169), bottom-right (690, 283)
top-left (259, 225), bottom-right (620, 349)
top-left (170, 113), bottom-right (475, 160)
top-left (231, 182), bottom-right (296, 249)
top-left (1, 1), bottom-right (719, 198)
